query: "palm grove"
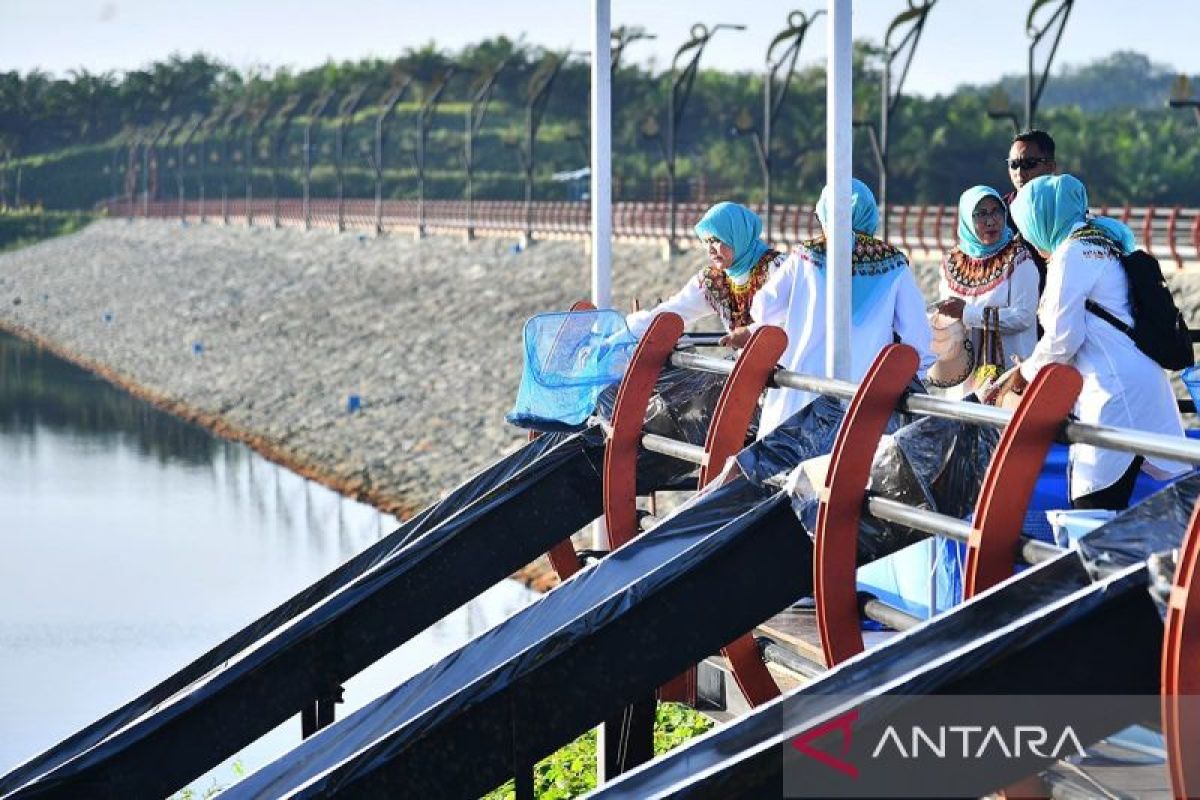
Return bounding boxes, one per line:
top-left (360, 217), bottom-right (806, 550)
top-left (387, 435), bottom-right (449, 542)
top-left (0, 40), bottom-right (1196, 211)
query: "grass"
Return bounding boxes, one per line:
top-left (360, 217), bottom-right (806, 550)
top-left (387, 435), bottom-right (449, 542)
top-left (0, 208), bottom-right (95, 253)
top-left (482, 702), bottom-right (715, 799)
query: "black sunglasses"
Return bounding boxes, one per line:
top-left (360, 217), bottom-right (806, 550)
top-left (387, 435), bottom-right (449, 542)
top-left (1006, 156), bottom-right (1053, 170)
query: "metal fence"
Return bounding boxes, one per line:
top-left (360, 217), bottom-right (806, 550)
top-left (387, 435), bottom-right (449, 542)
top-left (108, 197), bottom-right (1200, 268)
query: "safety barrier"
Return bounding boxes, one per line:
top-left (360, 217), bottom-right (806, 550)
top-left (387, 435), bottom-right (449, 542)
top-left (108, 197), bottom-right (1200, 268)
top-left (543, 310), bottom-right (1200, 791)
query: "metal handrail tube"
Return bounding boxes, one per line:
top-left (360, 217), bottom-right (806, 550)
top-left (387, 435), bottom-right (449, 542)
top-left (865, 496), bottom-right (976, 542)
top-left (1064, 420), bottom-right (1200, 466)
top-left (770, 370), bottom-right (858, 400)
top-left (900, 393), bottom-right (1013, 429)
top-left (670, 350), bottom-right (734, 375)
top-left (641, 433), bottom-right (707, 465)
top-left (861, 597), bottom-right (922, 631)
top-left (664, 350), bottom-right (1200, 464)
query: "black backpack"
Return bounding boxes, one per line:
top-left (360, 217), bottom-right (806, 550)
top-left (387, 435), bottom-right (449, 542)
top-left (1083, 248), bottom-right (1195, 371)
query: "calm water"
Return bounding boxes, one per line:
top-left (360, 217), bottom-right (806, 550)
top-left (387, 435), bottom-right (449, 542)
top-left (0, 331), bottom-right (536, 793)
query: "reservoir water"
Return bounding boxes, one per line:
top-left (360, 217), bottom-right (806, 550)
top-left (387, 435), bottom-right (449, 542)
top-left (0, 330), bottom-right (536, 794)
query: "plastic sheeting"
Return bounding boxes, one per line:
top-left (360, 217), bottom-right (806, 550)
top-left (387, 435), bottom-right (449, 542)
top-left (507, 310), bottom-right (636, 431)
top-left (592, 553), bottom-right (1162, 799)
top-left (2, 429), bottom-right (611, 799)
top-left (596, 364), bottom-right (730, 491)
top-left (1076, 471), bottom-right (1200, 575)
top-left (766, 409), bottom-right (998, 565)
top-left (221, 479), bottom-right (807, 799)
top-left (734, 395), bottom-right (847, 487)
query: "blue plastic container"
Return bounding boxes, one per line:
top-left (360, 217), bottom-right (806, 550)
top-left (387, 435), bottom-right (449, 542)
top-left (1183, 365), bottom-right (1200, 409)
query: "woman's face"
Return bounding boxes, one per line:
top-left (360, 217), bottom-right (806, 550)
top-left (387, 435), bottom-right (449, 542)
top-left (705, 236), bottom-right (735, 271)
top-left (971, 196), bottom-right (1006, 246)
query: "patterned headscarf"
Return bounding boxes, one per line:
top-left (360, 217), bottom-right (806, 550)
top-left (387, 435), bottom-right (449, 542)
top-left (805, 178), bottom-right (907, 324)
top-left (1010, 174), bottom-right (1136, 255)
top-left (693, 202), bottom-right (769, 282)
top-left (815, 178), bottom-right (880, 237)
top-left (957, 185), bottom-right (1013, 258)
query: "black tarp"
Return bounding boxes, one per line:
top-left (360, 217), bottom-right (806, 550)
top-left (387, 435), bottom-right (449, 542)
top-left (220, 479), bottom-right (804, 798)
top-left (3, 429), bottom-right (611, 799)
top-left (591, 554), bottom-right (1163, 799)
top-left (1075, 471), bottom-right (1200, 574)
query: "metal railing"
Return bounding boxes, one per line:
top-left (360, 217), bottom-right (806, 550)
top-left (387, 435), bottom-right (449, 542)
top-left (108, 197), bottom-right (1200, 268)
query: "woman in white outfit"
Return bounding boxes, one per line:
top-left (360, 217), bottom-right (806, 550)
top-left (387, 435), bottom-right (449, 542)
top-left (625, 202), bottom-right (788, 338)
top-left (934, 186), bottom-right (1039, 398)
top-left (1003, 173), bottom-right (1189, 509)
top-left (723, 178), bottom-right (935, 438)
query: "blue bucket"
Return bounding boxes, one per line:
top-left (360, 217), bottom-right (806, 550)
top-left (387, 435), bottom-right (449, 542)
top-left (1183, 365), bottom-right (1200, 410)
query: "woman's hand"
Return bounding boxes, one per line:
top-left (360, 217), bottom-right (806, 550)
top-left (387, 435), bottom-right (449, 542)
top-left (937, 297), bottom-right (966, 320)
top-left (720, 326), bottom-right (753, 349)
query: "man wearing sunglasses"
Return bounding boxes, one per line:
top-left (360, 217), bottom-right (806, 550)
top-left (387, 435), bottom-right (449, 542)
top-left (1003, 129), bottom-right (1057, 294)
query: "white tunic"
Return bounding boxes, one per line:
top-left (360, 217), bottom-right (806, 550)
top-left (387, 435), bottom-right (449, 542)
top-left (938, 246), bottom-right (1040, 401)
top-left (1018, 222), bottom-right (1188, 498)
top-left (625, 253), bottom-right (788, 337)
top-left (748, 247), bottom-right (935, 437)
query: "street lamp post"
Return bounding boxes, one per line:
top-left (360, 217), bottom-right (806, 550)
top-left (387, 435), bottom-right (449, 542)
top-left (463, 57), bottom-right (511, 241)
top-left (1024, 0), bottom-right (1075, 129)
top-left (175, 113), bottom-right (204, 222)
top-left (141, 120), bottom-right (172, 218)
top-left (652, 23), bottom-right (745, 255)
top-left (302, 91), bottom-right (335, 231)
top-left (518, 52), bottom-right (571, 247)
top-left (1169, 75), bottom-right (1200, 127)
top-left (196, 107), bottom-right (228, 223)
top-left (269, 95), bottom-right (304, 229)
top-left (219, 104), bottom-right (246, 225)
top-left (876, 0), bottom-right (936, 238)
top-left (733, 10), bottom-right (823, 243)
top-left (243, 104), bottom-right (273, 227)
top-left (414, 68), bottom-right (457, 240)
top-left (335, 86), bottom-right (367, 233)
top-left (373, 78), bottom-right (413, 236)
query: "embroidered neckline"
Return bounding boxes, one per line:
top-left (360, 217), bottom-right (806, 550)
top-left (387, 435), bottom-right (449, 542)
top-left (699, 249), bottom-right (781, 330)
top-left (942, 239), bottom-right (1026, 297)
top-left (1067, 223), bottom-right (1124, 257)
top-left (795, 233), bottom-right (907, 277)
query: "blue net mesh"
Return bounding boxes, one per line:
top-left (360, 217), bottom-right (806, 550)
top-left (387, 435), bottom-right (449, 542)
top-left (507, 310), bottom-right (637, 432)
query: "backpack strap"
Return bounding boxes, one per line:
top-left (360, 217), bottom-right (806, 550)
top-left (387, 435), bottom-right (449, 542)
top-left (1085, 299), bottom-right (1135, 338)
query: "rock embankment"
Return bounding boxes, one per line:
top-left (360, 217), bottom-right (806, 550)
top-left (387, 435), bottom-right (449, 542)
top-left (0, 220), bottom-right (740, 518)
top-left (5, 220), bottom-right (1194, 530)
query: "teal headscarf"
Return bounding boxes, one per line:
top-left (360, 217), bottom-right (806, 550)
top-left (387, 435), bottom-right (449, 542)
top-left (1010, 174), bottom-right (1136, 256)
top-left (693, 202), bottom-right (769, 282)
top-left (815, 178), bottom-right (880, 237)
top-left (807, 178), bottom-right (906, 324)
top-left (957, 185), bottom-right (1012, 258)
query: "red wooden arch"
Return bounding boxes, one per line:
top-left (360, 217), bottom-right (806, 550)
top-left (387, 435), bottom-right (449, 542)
top-left (602, 313), bottom-right (686, 550)
top-left (1163, 494), bottom-right (1200, 799)
top-left (813, 344), bottom-right (920, 667)
top-left (541, 300), bottom-right (597, 582)
top-left (662, 326), bottom-right (790, 708)
top-left (963, 363), bottom-right (1082, 597)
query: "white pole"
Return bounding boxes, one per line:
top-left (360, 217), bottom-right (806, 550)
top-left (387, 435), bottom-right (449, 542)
top-left (588, 1), bottom-right (612, 569)
top-left (591, 0), bottom-right (613, 310)
top-left (825, 0), bottom-right (853, 379)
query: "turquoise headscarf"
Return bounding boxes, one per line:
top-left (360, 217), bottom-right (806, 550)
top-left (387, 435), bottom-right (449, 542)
top-left (808, 178), bottom-right (906, 324)
top-left (957, 185), bottom-right (1012, 258)
top-left (693, 202), bottom-right (769, 282)
top-left (815, 178), bottom-right (880, 237)
top-left (1010, 174), bottom-right (1136, 256)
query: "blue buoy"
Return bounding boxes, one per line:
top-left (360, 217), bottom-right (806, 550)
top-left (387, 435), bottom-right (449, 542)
top-left (346, 394), bottom-right (362, 413)
top-left (192, 341), bottom-right (204, 355)
top-left (102, 312), bottom-right (113, 323)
